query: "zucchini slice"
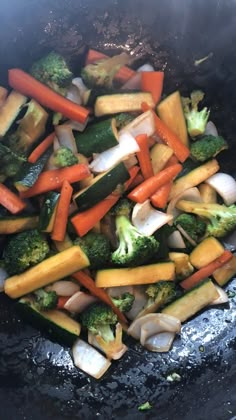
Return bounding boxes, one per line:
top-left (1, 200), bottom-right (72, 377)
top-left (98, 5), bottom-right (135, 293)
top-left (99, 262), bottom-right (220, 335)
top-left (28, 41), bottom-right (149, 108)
top-left (0, 90), bottom-right (27, 137)
top-left (14, 147), bottom-right (52, 192)
top-left (18, 297), bottom-right (81, 345)
top-left (73, 162), bottom-right (130, 212)
top-left (38, 192), bottom-right (60, 232)
top-left (162, 278), bottom-right (219, 322)
top-left (95, 262), bottom-right (175, 288)
top-left (75, 117), bottom-right (118, 157)
top-left (95, 92), bottom-right (155, 117)
top-left (0, 215), bottom-right (39, 234)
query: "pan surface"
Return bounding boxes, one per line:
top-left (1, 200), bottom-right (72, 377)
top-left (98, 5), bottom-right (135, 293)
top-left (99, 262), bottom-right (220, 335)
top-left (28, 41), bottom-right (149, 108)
top-left (0, 1), bottom-right (236, 418)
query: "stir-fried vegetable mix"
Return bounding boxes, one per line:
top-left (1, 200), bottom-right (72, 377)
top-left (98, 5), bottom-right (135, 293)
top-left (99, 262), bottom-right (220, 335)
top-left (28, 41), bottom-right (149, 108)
top-left (0, 49), bottom-right (236, 379)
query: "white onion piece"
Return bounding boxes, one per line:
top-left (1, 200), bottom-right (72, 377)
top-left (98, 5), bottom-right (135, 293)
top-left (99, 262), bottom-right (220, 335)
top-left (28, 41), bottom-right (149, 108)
top-left (167, 187), bottom-right (202, 223)
top-left (63, 118), bottom-right (89, 132)
top-left (128, 313), bottom-right (181, 341)
top-left (120, 110), bottom-right (155, 138)
top-left (88, 324), bottom-right (128, 360)
top-left (144, 331), bottom-right (176, 352)
top-left (121, 72), bottom-right (142, 90)
top-left (167, 230), bottom-right (186, 249)
top-left (0, 267), bottom-right (8, 292)
top-left (55, 125), bottom-right (78, 154)
top-left (106, 286), bottom-right (134, 298)
top-left (205, 173), bottom-right (236, 205)
top-left (137, 63), bottom-right (155, 72)
top-left (66, 84), bottom-right (82, 105)
top-left (64, 291), bottom-right (97, 313)
top-left (53, 136), bottom-right (61, 151)
top-left (89, 132), bottom-right (139, 173)
top-left (72, 77), bottom-right (89, 101)
top-left (123, 155), bottom-right (138, 169)
top-left (132, 200), bottom-right (173, 236)
top-left (125, 286), bottom-right (148, 320)
top-left (209, 285), bottom-right (228, 305)
top-left (204, 121), bottom-right (218, 137)
top-left (46, 281), bottom-right (80, 297)
top-left (72, 338), bottom-right (111, 379)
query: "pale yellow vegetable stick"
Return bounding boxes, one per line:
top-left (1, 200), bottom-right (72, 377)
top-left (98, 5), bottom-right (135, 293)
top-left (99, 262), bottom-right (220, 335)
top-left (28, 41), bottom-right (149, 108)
top-left (95, 262), bottom-right (175, 288)
top-left (150, 143), bottom-right (174, 174)
top-left (189, 237), bottom-right (225, 269)
top-left (169, 159), bottom-right (219, 200)
top-left (199, 183), bottom-right (217, 203)
top-left (4, 246), bottom-right (90, 299)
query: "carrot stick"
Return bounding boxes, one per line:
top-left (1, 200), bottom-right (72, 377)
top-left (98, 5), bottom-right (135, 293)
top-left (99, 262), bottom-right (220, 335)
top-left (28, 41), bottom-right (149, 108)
top-left (136, 134), bottom-right (154, 179)
top-left (85, 49), bottom-right (135, 84)
top-left (128, 163), bottom-right (182, 203)
top-left (71, 194), bottom-right (119, 237)
top-left (20, 164), bottom-right (90, 198)
top-left (124, 166), bottom-right (140, 190)
top-left (57, 296), bottom-right (70, 309)
top-left (150, 155), bottom-right (178, 208)
top-left (141, 71), bottom-right (164, 104)
top-left (51, 180), bottom-right (73, 242)
top-left (28, 132), bottom-right (55, 164)
top-left (150, 182), bottom-right (173, 208)
top-left (8, 69), bottom-right (89, 124)
top-left (127, 172), bottom-right (144, 190)
top-left (73, 270), bottom-right (127, 324)
top-left (142, 102), bottom-right (190, 162)
top-left (180, 250), bottom-right (233, 290)
top-left (0, 183), bottom-right (26, 214)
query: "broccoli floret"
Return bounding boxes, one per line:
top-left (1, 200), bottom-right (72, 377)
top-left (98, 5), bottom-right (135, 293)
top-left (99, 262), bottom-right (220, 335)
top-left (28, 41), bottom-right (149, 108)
top-left (174, 213), bottom-right (206, 250)
top-left (109, 198), bottom-right (134, 217)
top-left (3, 229), bottom-right (50, 275)
top-left (190, 135), bottom-right (228, 162)
top-left (111, 215), bottom-right (159, 267)
top-left (51, 147), bottom-right (78, 168)
top-left (80, 302), bottom-right (126, 360)
top-left (111, 292), bottom-right (135, 312)
top-left (33, 288), bottom-right (58, 311)
top-left (182, 90), bottom-right (210, 138)
top-left (81, 52), bottom-right (130, 88)
top-left (145, 281), bottom-right (179, 309)
top-left (176, 200), bottom-right (236, 238)
top-left (0, 143), bottom-right (26, 181)
top-left (74, 232), bottom-right (111, 269)
top-left (30, 52), bottom-right (73, 95)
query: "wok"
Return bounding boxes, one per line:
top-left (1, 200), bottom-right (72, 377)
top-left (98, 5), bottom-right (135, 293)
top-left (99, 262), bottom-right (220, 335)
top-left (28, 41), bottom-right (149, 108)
top-left (0, 0), bottom-right (236, 418)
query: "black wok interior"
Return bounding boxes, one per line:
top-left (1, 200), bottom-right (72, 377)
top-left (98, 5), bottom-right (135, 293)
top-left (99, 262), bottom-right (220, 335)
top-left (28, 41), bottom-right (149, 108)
top-left (0, 0), bottom-right (236, 419)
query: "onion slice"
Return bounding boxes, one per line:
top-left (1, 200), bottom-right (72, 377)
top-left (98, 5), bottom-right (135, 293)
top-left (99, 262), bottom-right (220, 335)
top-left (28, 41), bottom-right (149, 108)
top-left (66, 84), bottom-right (82, 105)
top-left (167, 230), bottom-right (186, 249)
top-left (55, 125), bottom-right (78, 154)
top-left (144, 331), bottom-right (176, 352)
top-left (132, 200), bottom-right (173, 236)
top-left (205, 173), bottom-right (236, 205)
top-left (204, 121), bottom-right (218, 137)
top-left (64, 291), bottom-right (97, 313)
top-left (125, 286), bottom-right (148, 321)
top-left (89, 132), bottom-right (139, 173)
top-left (72, 77), bottom-right (89, 102)
top-left (119, 110), bottom-right (155, 138)
top-left (88, 324), bottom-right (128, 360)
top-left (127, 313), bottom-right (181, 341)
top-left (72, 338), bottom-right (111, 379)
top-left (209, 285), bottom-right (228, 305)
top-left (167, 187), bottom-right (202, 223)
top-left (46, 281), bottom-right (80, 297)
top-left (121, 64), bottom-right (154, 90)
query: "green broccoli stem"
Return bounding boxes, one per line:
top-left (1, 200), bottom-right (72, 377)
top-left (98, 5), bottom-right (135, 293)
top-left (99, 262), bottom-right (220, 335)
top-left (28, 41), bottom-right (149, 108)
top-left (98, 324), bottom-right (115, 342)
top-left (186, 108), bottom-right (210, 137)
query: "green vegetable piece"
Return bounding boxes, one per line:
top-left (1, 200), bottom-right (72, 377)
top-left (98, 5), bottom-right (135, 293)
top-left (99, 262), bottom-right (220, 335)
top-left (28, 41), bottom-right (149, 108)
top-left (3, 229), bottom-right (50, 275)
top-left (111, 215), bottom-right (159, 267)
top-left (145, 281), bottom-right (180, 310)
top-left (138, 402), bottom-right (152, 411)
top-left (111, 292), bottom-right (135, 313)
top-left (182, 90), bottom-right (210, 138)
top-left (0, 143), bottom-right (26, 181)
top-left (33, 288), bottom-right (58, 311)
top-left (190, 135), bottom-right (228, 162)
top-left (174, 213), bottom-right (206, 250)
top-left (51, 146), bottom-right (78, 168)
top-left (74, 232), bottom-right (111, 269)
top-left (30, 51), bottom-right (73, 95)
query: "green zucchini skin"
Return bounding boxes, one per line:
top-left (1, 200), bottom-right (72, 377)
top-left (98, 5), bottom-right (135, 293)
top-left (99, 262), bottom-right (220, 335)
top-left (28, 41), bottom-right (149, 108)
top-left (0, 215), bottom-right (39, 234)
top-left (75, 118), bottom-right (118, 157)
top-left (38, 191), bottom-right (60, 232)
top-left (73, 162), bottom-right (130, 212)
top-left (14, 147), bottom-right (52, 191)
top-left (17, 298), bottom-right (81, 346)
